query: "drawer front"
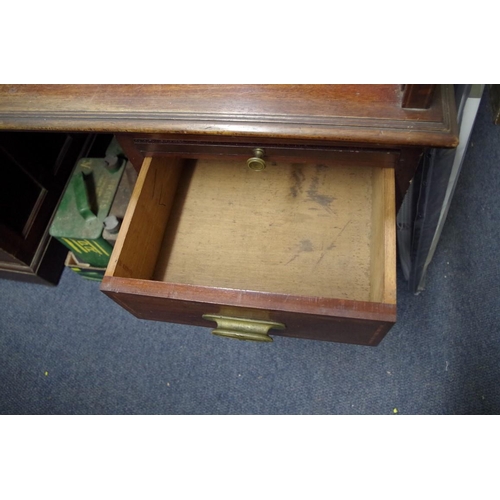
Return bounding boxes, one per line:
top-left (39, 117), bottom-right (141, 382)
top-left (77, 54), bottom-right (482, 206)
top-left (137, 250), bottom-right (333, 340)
top-left (117, 134), bottom-right (399, 171)
top-left (101, 154), bottom-right (397, 346)
top-left (102, 280), bottom-right (395, 346)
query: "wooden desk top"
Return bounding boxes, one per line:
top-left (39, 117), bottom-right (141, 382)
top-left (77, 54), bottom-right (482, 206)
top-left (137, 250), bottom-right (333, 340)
top-left (0, 85), bottom-right (458, 148)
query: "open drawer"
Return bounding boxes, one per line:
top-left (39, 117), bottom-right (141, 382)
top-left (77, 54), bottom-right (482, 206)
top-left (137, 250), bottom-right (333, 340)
top-left (101, 155), bottom-right (396, 346)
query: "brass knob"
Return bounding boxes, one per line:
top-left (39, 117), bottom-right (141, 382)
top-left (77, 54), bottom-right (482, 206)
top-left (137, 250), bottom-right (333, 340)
top-left (247, 148), bottom-right (266, 171)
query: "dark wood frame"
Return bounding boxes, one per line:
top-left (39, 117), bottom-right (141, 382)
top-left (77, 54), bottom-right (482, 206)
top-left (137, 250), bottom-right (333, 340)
top-left (0, 132), bottom-right (94, 284)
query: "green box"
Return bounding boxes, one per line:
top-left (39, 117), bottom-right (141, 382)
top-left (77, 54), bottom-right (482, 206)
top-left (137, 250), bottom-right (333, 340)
top-left (50, 152), bottom-right (125, 268)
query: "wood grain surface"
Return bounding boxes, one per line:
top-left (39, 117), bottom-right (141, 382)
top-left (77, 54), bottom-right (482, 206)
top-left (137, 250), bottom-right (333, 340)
top-left (0, 84), bottom-right (458, 147)
top-left (105, 156), bottom-right (183, 280)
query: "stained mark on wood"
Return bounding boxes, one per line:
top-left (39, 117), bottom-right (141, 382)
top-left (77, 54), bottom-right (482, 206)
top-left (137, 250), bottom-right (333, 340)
top-left (289, 164), bottom-right (306, 198)
top-left (306, 164), bottom-right (335, 212)
top-left (299, 239), bottom-right (313, 252)
top-left (285, 239), bottom-right (314, 265)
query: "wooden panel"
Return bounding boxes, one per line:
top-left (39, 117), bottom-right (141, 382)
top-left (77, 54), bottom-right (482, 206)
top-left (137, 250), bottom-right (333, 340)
top-left (106, 156), bottom-right (183, 280)
top-left (0, 85), bottom-right (458, 148)
top-left (370, 168), bottom-right (396, 304)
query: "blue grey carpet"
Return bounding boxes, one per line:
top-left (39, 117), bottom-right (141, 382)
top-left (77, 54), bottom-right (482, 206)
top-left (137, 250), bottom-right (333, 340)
top-left (1, 91), bottom-right (499, 415)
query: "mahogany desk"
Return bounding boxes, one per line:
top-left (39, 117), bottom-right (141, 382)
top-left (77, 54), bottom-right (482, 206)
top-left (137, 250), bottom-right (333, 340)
top-left (0, 85), bottom-right (458, 345)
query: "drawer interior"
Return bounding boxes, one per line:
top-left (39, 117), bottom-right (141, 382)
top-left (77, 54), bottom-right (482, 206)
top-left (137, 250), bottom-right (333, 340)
top-left (106, 156), bottom-right (396, 306)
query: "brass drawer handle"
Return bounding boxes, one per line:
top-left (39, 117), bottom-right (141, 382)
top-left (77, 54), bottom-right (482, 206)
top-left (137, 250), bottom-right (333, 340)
top-left (202, 314), bottom-right (285, 342)
top-left (247, 148), bottom-right (266, 171)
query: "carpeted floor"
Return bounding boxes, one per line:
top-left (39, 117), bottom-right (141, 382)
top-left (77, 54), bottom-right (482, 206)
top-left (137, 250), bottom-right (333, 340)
top-left (1, 89), bottom-right (499, 415)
